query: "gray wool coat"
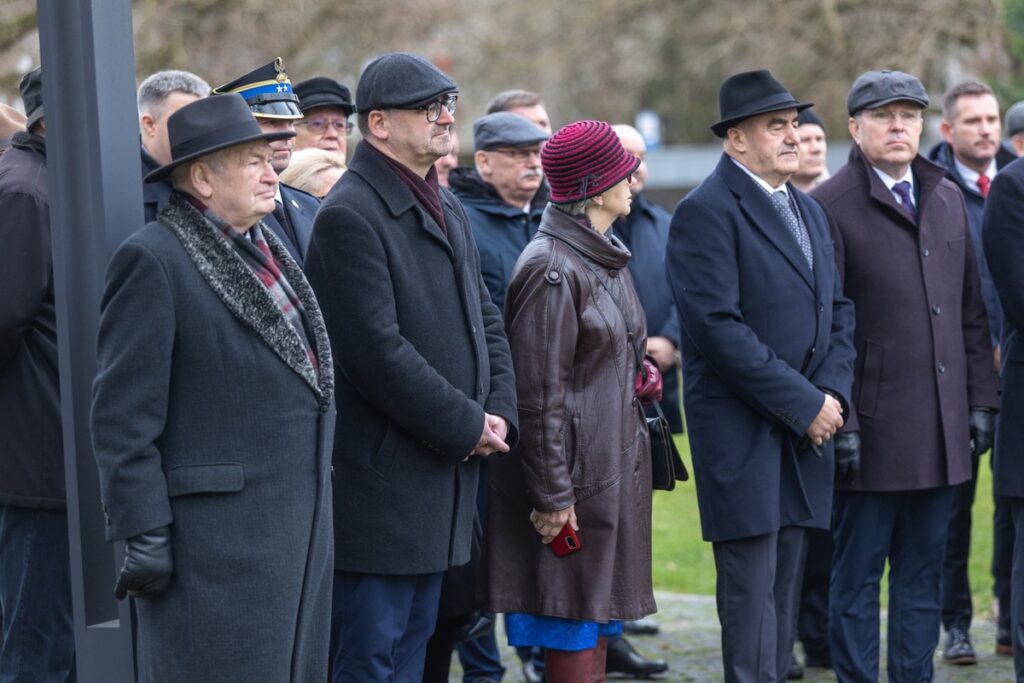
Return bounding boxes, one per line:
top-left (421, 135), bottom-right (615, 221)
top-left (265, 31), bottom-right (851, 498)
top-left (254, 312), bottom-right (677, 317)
top-left (92, 192), bottom-right (336, 683)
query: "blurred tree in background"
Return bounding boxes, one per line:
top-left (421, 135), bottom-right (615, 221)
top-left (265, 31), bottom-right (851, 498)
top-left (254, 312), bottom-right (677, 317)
top-left (0, 0), bottom-right (1012, 142)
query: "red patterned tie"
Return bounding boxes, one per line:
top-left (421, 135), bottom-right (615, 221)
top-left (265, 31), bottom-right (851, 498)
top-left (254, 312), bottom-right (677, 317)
top-left (977, 175), bottom-right (990, 199)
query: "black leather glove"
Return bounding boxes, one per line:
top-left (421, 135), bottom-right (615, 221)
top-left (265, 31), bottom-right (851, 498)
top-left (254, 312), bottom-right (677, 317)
top-left (114, 525), bottom-right (173, 600)
top-left (834, 432), bottom-right (861, 481)
top-left (969, 407), bottom-right (996, 457)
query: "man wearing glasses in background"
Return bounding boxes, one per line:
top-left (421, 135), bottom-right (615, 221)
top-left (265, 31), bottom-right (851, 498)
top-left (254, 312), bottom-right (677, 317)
top-left (294, 76), bottom-right (356, 159)
top-left (811, 70), bottom-right (999, 683)
top-left (304, 52), bottom-right (519, 683)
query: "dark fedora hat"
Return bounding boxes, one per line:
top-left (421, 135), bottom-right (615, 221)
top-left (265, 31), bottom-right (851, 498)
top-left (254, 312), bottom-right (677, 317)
top-left (145, 93), bottom-right (294, 183)
top-left (711, 69), bottom-right (812, 138)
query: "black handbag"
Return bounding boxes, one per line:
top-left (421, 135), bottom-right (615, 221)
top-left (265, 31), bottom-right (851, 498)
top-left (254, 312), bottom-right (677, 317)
top-left (648, 400), bottom-right (689, 491)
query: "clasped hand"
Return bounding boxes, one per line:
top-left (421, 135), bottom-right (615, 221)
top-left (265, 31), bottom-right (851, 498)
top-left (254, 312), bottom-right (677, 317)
top-left (470, 413), bottom-right (510, 457)
top-left (805, 393), bottom-right (843, 446)
top-left (529, 505), bottom-right (577, 544)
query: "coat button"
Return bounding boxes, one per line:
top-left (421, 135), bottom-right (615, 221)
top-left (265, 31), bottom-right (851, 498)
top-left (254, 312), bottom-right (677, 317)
top-left (608, 269), bottom-right (618, 277)
top-left (938, 362), bottom-right (946, 373)
top-left (922, 248), bottom-right (930, 257)
top-left (818, 303), bottom-right (824, 313)
top-left (810, 346), bottom-right (816, 354)
top-left (932, 305), bottom-right (941, 315)
top-left (632, 397), bottom-right (639, 407)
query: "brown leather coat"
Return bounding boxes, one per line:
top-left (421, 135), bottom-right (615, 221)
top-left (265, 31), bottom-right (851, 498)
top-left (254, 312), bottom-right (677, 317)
top-left (484, 205), bottom-right (656, 623)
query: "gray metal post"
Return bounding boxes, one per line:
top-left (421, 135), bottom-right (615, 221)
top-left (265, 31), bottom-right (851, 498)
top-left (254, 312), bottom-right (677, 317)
top-left (37, 0), bottom-right (142, 679)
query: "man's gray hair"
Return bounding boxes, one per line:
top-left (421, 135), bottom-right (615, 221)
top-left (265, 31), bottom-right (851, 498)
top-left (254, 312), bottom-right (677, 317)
top-left (138, 70), bottom-right (211, 118)
top-left (486, 89), bottom-right (544, 115)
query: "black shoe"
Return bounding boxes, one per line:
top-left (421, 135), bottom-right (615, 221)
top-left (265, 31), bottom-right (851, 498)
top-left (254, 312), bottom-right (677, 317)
top-left (605, 636), bottom-right (669, 677)
top-left (454, 609), bottom-right (495, 643)
top-left (802, 649), bottom-right (832, 669)
top-left (786, 650), bottom-right (804, 680)
top-left (623, 617), bottom-right (661, 636)
top-left (997, 626), bottom-right (1013, 656)
top-left (941, 627), bottom-right (977, 665)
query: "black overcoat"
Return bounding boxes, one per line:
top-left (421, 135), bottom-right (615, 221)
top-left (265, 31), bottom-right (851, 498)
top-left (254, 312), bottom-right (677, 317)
top-left (982, 156), bottom-right (1024, 499)
top-left (812, 145), bottom-right (999, 491)
top-left (305, 142), bottom-right (519, 575)
top-left (667, 154), bottom-right (856, 543)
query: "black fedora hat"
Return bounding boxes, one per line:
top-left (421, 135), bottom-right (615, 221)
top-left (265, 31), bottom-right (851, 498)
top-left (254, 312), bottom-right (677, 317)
top-left (710, 69), bottom-right (812, 138)
top-left (145, 93), bottom-right (294, 183)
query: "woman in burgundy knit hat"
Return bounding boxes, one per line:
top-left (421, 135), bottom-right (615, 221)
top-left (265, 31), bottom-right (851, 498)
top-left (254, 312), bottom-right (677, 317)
top-left (484, 120), bottom-right (661, 682)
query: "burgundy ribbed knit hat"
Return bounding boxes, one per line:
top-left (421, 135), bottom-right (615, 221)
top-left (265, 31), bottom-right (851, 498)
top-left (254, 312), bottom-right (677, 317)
top-left (541, 120), bottom-right (640, 203)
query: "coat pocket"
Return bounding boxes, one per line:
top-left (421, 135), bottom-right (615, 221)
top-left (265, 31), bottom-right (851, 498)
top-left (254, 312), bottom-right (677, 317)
top-left (166, 462), bottom-right (245, 497)
top-left (856, 339), bottom-right (884, 418)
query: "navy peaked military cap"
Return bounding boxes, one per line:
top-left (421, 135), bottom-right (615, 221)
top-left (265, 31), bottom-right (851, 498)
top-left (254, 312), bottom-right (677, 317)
top-left (213, 58), bottom-right (302, 120)
top-left (355, 52), bottom-right (457, 113)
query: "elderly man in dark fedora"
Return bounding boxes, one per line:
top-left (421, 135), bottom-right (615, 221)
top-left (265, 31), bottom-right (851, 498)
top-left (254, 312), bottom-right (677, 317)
top-left (304, 52), bottom-right (518, 683)
top-left (215, 59), bottom-right (321, 266)
top-left (92, 93), bottom-right (335, 682)
top-left (667, 70), bottom-right (855, 683)
top-left (294, 76), bottom-right (355, 158)
top-left (811, 70), bottom-right (999, 683)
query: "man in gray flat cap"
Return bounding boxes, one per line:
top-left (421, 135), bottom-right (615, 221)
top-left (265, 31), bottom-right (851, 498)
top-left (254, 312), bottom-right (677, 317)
top-left (304, 52), bottom-right (519, 683)
top-left (811, 69), bottom-right (999, 683)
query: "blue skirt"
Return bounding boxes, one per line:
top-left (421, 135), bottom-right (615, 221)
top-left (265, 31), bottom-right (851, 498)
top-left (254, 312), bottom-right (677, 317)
top-left (505, 613), bottom-right (624, 651)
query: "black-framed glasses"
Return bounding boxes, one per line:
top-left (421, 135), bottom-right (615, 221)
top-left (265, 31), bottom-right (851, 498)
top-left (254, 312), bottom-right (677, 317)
top-left (418, 95), bottom-right (458, 123)
top-left (297, 117), bottom-right (354, 135)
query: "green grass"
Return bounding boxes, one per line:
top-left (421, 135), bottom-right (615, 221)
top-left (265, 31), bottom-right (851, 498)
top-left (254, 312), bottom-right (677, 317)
top-left (652, 434), bottom-right (999, 616)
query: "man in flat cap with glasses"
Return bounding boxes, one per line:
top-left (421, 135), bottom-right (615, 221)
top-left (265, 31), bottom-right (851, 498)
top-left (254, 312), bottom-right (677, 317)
top-left (304, 52), bottom-right (518, 683)
top-left (215, 58), bottom-right (321, 265)
top-left (667, 69), bottom-right (855, 683)
top-left (812, 69), bottom-right (999, 683)
top-left (294, 76), bottom-right (356, 159)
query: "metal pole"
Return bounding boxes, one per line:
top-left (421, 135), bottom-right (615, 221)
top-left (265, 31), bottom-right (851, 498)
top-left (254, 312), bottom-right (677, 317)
top-left (37, 0), bottom-right (142, 679)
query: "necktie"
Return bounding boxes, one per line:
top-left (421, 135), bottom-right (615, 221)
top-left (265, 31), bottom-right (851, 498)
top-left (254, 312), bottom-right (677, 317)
top-left (892, 181), bottom-right (917, 223)
top-left (977, 174), bottom-right (990, 199)
top-left (273, 200), bottom-right (298, 248)
top-left (770, 190), bottom-right (814, 270)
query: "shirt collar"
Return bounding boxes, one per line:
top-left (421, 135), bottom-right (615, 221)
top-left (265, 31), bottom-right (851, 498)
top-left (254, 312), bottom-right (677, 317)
top-left (730, 157), bottom-right (788, 195)
top-left (871, 165), bottom-right (914, 192)
top-left (953, 156), bottom-right (997, 189)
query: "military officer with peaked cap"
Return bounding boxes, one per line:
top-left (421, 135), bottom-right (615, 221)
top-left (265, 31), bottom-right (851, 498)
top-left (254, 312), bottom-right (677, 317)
top-left (214, 58), bottom-right (320, 265)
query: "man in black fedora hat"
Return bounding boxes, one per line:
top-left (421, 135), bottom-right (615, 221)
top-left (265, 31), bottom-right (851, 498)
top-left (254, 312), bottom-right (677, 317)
top-left (214, 58), bottom-right (321, 265)
top-left (92, 93), bottom-right (336, 682)
top-left (667, 69), bottom-right (855, 682)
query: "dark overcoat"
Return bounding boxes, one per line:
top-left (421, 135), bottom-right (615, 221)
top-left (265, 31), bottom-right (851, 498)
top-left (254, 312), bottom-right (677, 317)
top-left (982, 156), bottom-right (1024, 498)
top-left (485, 206), bottom-right (655, 623)
top-left (264, 183), bottom-right (320, 266)
top-left (0, 131), bottom-right (63, 509)
top-left (812, 145), bottom-right (999, 491)
top-left (667, 154), bottom-right (856, 543)
top-left (92, 193), bottom-right (336, 682)
top-left (612, 192), bottom-right (684, 433)
top-left (305, 142), bottom-right (519, 576)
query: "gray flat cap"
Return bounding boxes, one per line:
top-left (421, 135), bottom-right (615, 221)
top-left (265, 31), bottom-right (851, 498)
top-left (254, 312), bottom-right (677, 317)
top-left (355, 52), bottom-right (457, 113)
top-left (473, 112), bottom-right (549, 151)
top-left (1006, 101), bottom-right (1024, 136)
top-left (847, 70), bottom-right (929, 116)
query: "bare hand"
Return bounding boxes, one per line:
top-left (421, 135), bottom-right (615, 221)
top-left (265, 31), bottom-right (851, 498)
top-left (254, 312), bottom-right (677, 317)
top-left (805, 394), bottom-right (843, 446)
top-left (529, 505), bottom-right (578, 544)
top-left (646, 336), bottom-right (676, 373)
top-left (471, 413), bottom-right (510, 456)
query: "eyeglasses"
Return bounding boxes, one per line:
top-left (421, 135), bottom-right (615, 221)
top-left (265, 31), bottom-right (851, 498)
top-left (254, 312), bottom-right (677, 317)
top-left (490, 147), bottom-right (542, 161)
top-left (418, 95), bottom-right (458, 123)
top-left (297, 118), bottom-right (354, 135)
top-left (865, 109), bottom-right (923, 125)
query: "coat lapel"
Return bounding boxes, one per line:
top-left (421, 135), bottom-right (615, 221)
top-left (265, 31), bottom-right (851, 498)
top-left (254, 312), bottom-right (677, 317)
top-left (718, 155), bottom-right (814, 289)
top-left (158, 193), bottom-right (334, 406)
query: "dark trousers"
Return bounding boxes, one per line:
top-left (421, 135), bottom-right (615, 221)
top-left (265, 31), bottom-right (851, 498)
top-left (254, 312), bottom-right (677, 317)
top-left (996, 495), bottom-right (1015, 635)
top-left (713, 526), bottom-right (806, 683)
top-left (830, 488), bottom-right (955, 683)
top-left (1010, 499), bottom-right (1024, 681)
top-left (330, 570), bottom-right (444, 683)
top-left (0, 505), bottom-right (76, 683)
top-left (941, 452), bottom-right (981, 631)
top-left (796, 527), bottom-right (832, 659)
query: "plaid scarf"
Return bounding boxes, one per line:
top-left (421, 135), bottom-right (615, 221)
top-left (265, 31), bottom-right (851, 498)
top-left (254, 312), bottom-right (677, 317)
top-left (199, 203), bottom-right (319, 375)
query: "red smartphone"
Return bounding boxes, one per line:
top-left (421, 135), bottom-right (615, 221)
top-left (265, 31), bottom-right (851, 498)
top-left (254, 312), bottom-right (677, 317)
top-left (550, 522), bottom-right (582, 557)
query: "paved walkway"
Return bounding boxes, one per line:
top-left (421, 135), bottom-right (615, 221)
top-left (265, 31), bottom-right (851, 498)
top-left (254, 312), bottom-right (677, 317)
top-left (451, 592), bottom-right (1016, 682)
